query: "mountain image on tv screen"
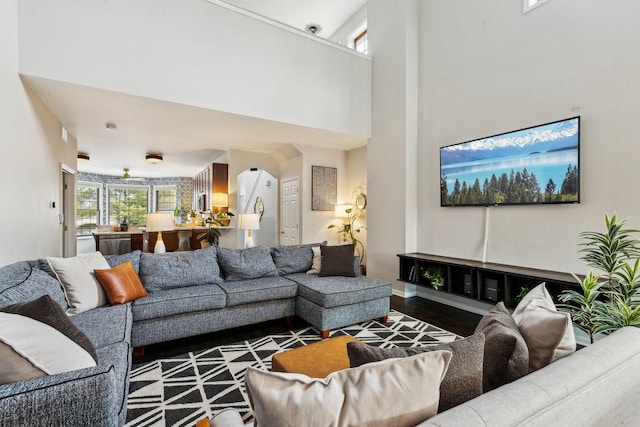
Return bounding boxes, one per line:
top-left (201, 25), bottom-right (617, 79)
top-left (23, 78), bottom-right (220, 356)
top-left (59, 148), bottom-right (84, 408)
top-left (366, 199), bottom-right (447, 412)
top-left (440, 117), bottom-right (580, 206)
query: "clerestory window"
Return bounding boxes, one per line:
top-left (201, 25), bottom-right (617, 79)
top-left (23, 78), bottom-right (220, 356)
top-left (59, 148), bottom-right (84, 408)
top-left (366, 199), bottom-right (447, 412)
top-left (523, 0), bottom-right (550, 13)
top-left (354, 29), bottom-right (368, 54)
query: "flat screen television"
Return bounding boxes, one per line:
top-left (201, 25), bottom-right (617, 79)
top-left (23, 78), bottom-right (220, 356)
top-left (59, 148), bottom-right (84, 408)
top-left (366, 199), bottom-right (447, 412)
top-left (440, 116), bottom-right (580, 207)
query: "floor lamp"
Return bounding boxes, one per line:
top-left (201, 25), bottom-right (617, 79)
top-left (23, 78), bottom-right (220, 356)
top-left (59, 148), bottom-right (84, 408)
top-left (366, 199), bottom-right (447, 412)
top-left (238, 213), bottom-right (260, 248)
top-left (146, 212), bottom-right (175, 253)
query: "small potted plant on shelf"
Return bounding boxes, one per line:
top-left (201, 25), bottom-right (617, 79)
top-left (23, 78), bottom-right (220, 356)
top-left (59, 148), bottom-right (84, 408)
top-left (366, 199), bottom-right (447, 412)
top-left (515, 286), bottom-right (531, 304)
top-left (120, 217), bottom-right (129, 232)
top-left (215, 210), bottom-right (235, 227)
top-left (422, 266), bottom-right (444, 290)
top-left (197, 217), bottom-right (223, 247)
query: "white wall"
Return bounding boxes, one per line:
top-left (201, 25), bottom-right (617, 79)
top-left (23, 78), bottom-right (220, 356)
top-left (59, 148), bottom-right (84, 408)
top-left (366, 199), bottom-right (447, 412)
top-left (346, 146), bottom-right (368, 263)
top-left (329, 4), bottom-right (367, 48)
top-left (418, 0), bottom-right (640, 274)
top-left (367, 0), bottom-right (640, 290)
top-left (18, 0), bottom-right (371, 139)
top-left (367, 0), bottom-right (419, 289)
top-left (0, 1), bottom-right (77, 266)
top-left (296, 146), bottom-right (348, 245)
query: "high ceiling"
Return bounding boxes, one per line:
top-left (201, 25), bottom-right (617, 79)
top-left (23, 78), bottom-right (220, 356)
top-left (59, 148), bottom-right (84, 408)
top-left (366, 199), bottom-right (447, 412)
top-left (28, 0), bottom-right (367, 178)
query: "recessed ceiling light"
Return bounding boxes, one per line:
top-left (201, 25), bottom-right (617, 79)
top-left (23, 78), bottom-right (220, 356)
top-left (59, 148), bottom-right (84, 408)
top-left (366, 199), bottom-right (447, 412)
top-left (145, 153), bottom-right (163, 163)
top-left (105, 122), bottom-right (117, 130)
top-left (77, 153), bottom-right (90, 162)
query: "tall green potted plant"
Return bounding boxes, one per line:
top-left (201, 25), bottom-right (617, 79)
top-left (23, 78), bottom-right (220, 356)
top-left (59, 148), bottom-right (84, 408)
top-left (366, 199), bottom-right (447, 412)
top-left (559, 213), bottom-right (640, 343)
top-left (327, 206), bottom-right (365, 260)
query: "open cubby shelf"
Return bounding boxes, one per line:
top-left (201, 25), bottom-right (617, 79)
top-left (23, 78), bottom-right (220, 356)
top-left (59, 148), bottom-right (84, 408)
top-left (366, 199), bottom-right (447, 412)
top-left (397, 253), bottom-right (579, 309)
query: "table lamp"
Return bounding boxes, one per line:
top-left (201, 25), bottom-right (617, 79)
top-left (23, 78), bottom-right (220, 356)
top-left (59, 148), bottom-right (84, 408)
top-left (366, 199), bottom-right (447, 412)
top-left (238, 213), bottom-right (260, 248)
top-left (146, 212), bottom-right (175, 253)
top-left (212, 193), bottom-right (229, 212)
top-left (334, 204), bottom-right (351, 219)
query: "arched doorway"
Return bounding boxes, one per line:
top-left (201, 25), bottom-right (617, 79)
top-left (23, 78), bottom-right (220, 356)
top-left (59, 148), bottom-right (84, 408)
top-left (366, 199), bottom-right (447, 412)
top-left (237, 169), bottom-right (278, 247)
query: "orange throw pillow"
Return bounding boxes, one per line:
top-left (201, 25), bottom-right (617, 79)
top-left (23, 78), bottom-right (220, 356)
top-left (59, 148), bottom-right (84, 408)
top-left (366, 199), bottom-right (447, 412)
top-left (94, 261), bottom-right (148, 305)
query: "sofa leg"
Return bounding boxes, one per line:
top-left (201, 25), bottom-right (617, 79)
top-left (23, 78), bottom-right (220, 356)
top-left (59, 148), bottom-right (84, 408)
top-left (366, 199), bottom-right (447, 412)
top-left (380, 316), bottom-right (388, 324)
top-left (133, 346), bottom-right (145, 358)
top-left (286, 316), bottom-right (294, 327)
top-left (321, 330), bottom-right (330, 339)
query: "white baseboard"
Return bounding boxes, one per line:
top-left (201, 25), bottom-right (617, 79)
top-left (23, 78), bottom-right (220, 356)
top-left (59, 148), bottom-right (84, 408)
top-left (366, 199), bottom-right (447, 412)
top-left (392, 283), bottom-right (417, 298)
top-left (410, 286), bottom-right (493, 316)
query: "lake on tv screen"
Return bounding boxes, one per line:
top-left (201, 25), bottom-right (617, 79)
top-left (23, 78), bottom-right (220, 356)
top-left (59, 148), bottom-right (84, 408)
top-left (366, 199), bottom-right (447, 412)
top-left (442, 150), bottom-right (578, 192)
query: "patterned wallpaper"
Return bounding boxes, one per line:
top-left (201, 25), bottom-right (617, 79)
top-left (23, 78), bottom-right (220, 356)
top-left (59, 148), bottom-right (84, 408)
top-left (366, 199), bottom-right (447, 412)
top-left (77, 172), bottom-right (194, 224)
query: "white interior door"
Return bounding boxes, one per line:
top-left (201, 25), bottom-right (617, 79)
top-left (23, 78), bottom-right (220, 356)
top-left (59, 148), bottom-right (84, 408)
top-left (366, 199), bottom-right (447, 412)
top-left (280, 178), bottom-right (300, 245)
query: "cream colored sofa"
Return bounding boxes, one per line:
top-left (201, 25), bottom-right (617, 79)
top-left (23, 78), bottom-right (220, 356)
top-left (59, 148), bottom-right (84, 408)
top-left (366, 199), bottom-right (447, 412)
top-left (207, 326), bottom-right (640, 427)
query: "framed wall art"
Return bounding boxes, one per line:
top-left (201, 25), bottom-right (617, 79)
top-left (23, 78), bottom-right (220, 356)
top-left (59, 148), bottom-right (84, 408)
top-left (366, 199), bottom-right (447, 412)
top-left (311, 166), bottom-right (337, 211)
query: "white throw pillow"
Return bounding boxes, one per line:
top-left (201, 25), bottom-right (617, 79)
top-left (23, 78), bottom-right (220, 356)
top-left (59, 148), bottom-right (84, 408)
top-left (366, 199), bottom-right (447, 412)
top-left (48, 252), bottom-right (111, 315)
top-left (512, 283), bottom-right (576, 371)
top-left (305, 246), bottom-right (322, 275)
top-left (246, 350), bottom-right (452, 427)
top-left (0, 313), bottom-right (96, 382)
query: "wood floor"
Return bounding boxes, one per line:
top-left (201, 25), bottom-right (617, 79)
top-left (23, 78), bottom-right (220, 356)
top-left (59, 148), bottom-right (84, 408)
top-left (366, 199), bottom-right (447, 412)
top-left (134, 296), bottom-right (482, 364)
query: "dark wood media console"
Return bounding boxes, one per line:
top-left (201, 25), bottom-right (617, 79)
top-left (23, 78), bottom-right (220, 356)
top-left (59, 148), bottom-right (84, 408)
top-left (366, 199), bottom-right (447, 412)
top-left (397, 253), bottom-right (578, 309)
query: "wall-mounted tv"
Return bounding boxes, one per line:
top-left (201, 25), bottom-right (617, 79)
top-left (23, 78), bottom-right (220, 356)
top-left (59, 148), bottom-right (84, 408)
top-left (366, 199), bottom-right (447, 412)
top-left (440, 116), bottom-right (580, 207)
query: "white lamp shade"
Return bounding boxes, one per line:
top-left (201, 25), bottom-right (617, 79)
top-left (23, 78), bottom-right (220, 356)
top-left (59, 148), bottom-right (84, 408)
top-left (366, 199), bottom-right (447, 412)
top-left (146, 212), bottom-right (175, 232)
top-left (238, 213), bottom-right (260, 230)
top-left (212, 193), bottom-right (229, 208)
top-left (334, 204), bottom-right (351, 218)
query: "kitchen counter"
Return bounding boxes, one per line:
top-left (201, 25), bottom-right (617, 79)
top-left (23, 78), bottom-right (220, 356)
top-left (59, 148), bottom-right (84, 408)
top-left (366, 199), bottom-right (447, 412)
top-left (93, 226), bottom-right (234, 254)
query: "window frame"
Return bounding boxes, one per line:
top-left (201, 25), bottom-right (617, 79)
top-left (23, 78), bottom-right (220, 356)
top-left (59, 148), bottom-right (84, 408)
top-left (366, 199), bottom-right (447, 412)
top-left (154, 184), bottom-right (178, 213)
top-left (523, 0), bottom-right (550, 13)
top-left (76, 182), bottom-right (101, 237)
top-left (354, 29), bottom-right (368, 54)
top-left (106, 184), bottom-right (151, 226)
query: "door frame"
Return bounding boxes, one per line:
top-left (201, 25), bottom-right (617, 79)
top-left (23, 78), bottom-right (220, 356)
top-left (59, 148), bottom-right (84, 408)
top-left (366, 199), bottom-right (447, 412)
top-left (61, 163), bottom-right (76, 257)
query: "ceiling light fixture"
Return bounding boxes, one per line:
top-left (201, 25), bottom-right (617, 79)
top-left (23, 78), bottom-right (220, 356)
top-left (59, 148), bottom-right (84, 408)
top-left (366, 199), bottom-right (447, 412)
top-left (145, 153), bottom-right (163, 163)
top-left (304, 22), bottom-right (323, 35)
top-left (106, 122), bottom-right (117, 131)
top-left (77, 153), bottom-right (90, 162)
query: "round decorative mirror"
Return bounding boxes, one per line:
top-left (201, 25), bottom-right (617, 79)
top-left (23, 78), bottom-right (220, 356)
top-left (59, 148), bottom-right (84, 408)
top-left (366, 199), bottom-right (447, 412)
top-left (254, 196), bottom-right (265, 220)
top-left (355, 193), bottom-right (367, 210)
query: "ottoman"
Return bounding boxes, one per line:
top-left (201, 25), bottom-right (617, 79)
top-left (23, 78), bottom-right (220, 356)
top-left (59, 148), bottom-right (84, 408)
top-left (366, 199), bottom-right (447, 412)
top-left (287, 273), bottom-right (392, 338)
top-left (271, 335), bottom-right (364, 378)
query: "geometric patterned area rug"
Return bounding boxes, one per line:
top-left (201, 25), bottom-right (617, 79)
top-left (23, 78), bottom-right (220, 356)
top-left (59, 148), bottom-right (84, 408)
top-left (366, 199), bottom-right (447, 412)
top-left (125, 310), bottom-right (459, 427)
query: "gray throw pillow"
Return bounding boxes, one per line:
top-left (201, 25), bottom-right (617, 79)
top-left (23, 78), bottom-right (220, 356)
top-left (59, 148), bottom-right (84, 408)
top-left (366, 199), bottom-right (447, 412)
top-left (217, 246), bottom-right (279, 281)
top-left (347, 333), bottom-right (485, 412)
top-left (140, 246), bottom-right (223, 291)
top-left (104, 250), bottom-right (142, 273)
top-left (474, 302), bottom-right (529, 392)
top-left (0, 295), bottom-right (97, 362)
top-left (319, 244), bottom-right (356, 277)
top-left (271, 244), bottom-right (315, 275)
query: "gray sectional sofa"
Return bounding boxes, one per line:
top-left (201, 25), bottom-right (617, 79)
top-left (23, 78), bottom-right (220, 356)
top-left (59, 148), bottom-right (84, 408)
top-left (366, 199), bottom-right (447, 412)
top-left (0, 244), bottom-right (391, 426)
